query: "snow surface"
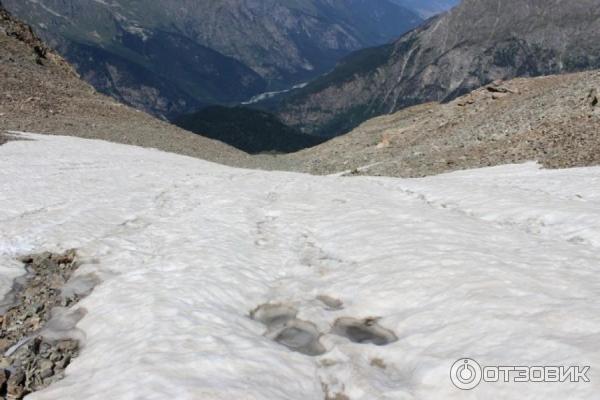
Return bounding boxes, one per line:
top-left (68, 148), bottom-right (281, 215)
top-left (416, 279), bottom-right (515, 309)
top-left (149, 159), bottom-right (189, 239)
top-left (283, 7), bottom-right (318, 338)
top-left (1, 133), bottom-right (600, 399)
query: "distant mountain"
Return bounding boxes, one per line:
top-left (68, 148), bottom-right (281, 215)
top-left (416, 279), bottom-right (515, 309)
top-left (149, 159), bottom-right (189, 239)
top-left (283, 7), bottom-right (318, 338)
top-left (278, 0), bottom-right (600, 137)
top-left (174, 106), bottom-right (325, 154)
top-left (50, 31), bottom-right (265, 120)
top-left (390, 0), bottom-right (459, 17)
top-left (3, 0), bottom-right (422, 119)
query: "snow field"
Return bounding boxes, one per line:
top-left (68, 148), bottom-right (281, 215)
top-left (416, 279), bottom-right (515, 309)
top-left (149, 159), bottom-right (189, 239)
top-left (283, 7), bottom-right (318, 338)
top-left (0, 133), bottom-right (599, 399)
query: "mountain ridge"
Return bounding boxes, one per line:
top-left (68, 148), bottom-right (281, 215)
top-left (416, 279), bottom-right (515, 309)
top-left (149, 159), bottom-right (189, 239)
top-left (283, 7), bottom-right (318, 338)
top-left (390, 0), bottom-right (459, 17)
top-left (278, 0), bottom-right (600, 137)
top-left (3, 0), bottom-right (423, 119)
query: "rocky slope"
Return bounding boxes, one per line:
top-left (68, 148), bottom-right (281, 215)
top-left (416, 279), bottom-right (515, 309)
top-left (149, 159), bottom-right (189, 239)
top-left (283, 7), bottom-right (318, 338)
top-left (0, 3), bottom-right (249, 166)
top-left (3, 0), bottom-right (422, 119)
top-left (270, 70), bottom-right (600, 177)
top-left (278, 0), bottom-right (600, 137)
top-left (0, 251), bottom-right (88, 400)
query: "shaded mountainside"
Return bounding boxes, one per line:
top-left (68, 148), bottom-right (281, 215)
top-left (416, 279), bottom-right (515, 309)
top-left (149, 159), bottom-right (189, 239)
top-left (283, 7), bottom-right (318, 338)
top-left (269, 70), bottom-right (600, 177)
top-left (3, 0), bottom-right (422, 119)
top-left (175, 106), bottom-right (325, 154)
top-left (58, 29), bottom-right (266, 120)
top-left (1, 0), bottom-right (265, 120)
top-left (0, 2), bottom-right (249, 166)
top-left (278, 0), bottom-right (600, 137)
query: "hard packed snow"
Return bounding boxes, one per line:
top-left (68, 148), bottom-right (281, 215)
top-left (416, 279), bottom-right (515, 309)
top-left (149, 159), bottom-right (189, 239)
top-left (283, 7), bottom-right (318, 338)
top-left (1, 133), bottom-right (599, 399)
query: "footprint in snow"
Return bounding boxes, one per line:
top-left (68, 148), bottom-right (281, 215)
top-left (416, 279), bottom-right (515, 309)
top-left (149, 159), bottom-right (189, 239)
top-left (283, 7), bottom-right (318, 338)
top-left (251, 303), bottom-right (398, 358)
top-left (251, 303), bottom-right (326, 356)
top-left (317, 295), bottom-right (344, 311)
top-left (272, 319), bottom-right (327, 356)
top-left (332, 317), bottom-right (398, 346)
top-left (250, 303), bottom-right (297, 329)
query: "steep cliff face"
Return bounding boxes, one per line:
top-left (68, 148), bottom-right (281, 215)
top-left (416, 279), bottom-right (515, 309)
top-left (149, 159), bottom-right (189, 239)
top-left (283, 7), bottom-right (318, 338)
top-left (279, 0), bottom-right (600, 137)
top-left (2, 0), bottom-right (422, 119)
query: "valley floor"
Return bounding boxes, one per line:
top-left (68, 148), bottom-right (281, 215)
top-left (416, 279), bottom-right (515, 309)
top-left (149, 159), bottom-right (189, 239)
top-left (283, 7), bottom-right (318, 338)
top-left (1, 133), bottom-right (599, 399)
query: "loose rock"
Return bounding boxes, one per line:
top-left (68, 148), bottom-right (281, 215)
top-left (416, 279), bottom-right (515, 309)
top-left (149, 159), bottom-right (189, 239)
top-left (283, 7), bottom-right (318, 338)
top-left (332, 317), bottom-right (398, 346)
top-left (0, 251), bottom-right (94, 400)
top-left (588, 88), bottom-right (598, 107)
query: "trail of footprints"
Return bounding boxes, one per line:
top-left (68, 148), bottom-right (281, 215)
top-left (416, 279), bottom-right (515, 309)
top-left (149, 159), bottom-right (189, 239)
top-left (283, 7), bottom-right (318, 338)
top-left (250, 299), bottom-right (397, 356)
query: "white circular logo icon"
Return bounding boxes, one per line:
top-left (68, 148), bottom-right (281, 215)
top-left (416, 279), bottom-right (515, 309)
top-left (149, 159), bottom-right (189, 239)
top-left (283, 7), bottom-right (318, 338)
top-left (450, 358), bottom-right (482, 390)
